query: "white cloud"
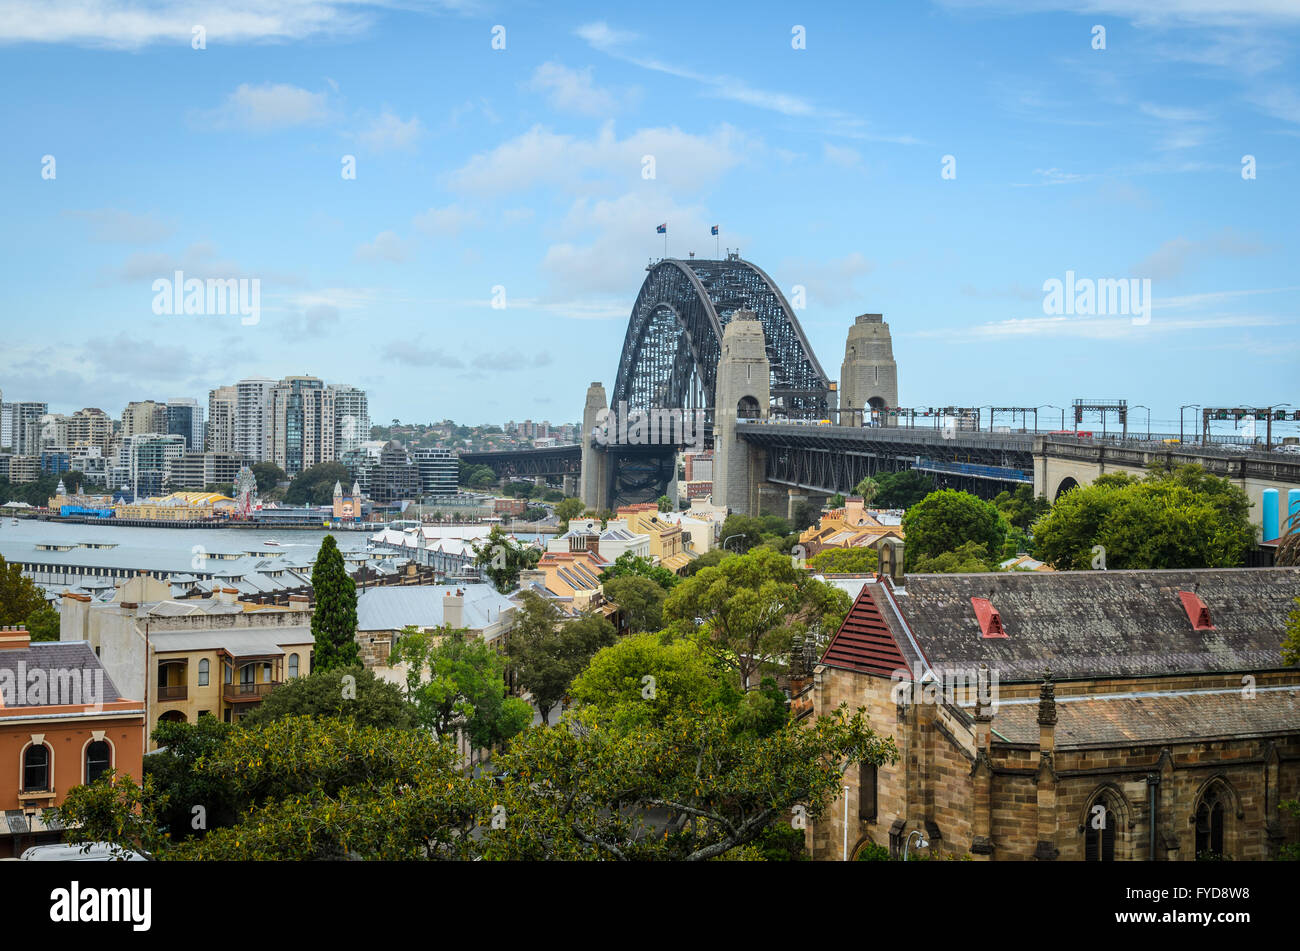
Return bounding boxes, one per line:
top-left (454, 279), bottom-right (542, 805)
top-left (448, 121), bottom-right (748, 195)
top-left (1133, 229), bottom-right (1265, 281)
top-left (356, 231), bottom-right (409, 263)
top-left (526, 62), bottom-right (623, 117)
top-left (358, 110), bottom-right (423, 152)
top-left (203, 83), bottom-right (330, 130)
top-left (0, 1), bottom-right (470, 50)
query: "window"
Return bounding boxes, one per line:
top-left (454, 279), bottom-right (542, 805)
top-left (288, 653), bottom-right (299, 679)
top-left (23, 744), bottom-right (50, 792)
top-left (1084, 794), bottom-right (1118, 861)
top-left (85, 741), bottom-right (111, 784)
top-left (1196, 788), bottom-right (1227, 860)
top-left (261, 662), bottom-right (272, 683)
top-left (223, 663), bottom-right (232, 684)
top-left (198, 658), bottom-right (209, 686)
top-left (859, 763), bottom-right (878, 821)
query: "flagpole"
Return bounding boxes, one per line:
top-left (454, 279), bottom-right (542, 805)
top-left (664, 226), bottom-right (668, 259)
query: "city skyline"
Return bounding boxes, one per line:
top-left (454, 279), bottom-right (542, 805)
top-left (2, 2), bottom-right (1298, 428)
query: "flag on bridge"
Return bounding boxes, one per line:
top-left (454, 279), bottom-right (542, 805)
top-left (711, 225), bottom-right (719, 235)
top-left (656, 223), bottom-right (667, 233)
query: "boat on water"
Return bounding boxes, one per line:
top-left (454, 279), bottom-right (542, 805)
top-left (264, 540), bottom-right (284, 546)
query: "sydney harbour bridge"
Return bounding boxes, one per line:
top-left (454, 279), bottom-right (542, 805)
top-left (462, 254), bottom-right (1300, 519)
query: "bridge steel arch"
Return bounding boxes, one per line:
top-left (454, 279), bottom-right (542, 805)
top-left (612, 256), bottom-right (832, 420)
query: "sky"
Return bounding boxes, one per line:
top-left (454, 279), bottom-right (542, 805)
top-left (0, 0), bottom-right (1297, 435)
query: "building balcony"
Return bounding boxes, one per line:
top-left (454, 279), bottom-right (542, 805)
top-left (223, 681), bottom-right (279, 703)
top-left (157, 684), bottom-right (188, 702)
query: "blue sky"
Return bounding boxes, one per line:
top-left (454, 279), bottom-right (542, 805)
top-left (1, 0), bottom-right (1297, 434)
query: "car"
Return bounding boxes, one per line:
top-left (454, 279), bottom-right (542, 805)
top-left (17, 842), bottom-right (149, 861)
top-left (1222, 444), bottom-right (1253, 453)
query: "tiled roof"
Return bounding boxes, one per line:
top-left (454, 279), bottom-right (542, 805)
top-left (0, 641), bottom-right (128, 707)
top-left (989, 686), bottom-right (1300, 748)
top-left (821, 584), bottom-right (909, 676)
top-left (893, 568), bottom-right (1300, 682)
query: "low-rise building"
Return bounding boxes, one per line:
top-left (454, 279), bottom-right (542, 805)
top-left (355, 584), bottom-right (517, 670)
top-left (799, 497), bottom-right (904, 556)
top-left (0, 625), bottom-right (145, 857)
top-left (610, 504), bottom-right (695, 575)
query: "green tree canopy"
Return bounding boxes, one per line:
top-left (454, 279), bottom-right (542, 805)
top-left (1034, 464), bottom-right (1254, 570)
top-left (910, 540), bottom-right (996, 573)
top-left (553, 497), bottom-right (585, 530)
top-left (504, 592), bottom-right (616, 726)
top-left (901, 489), bottom-right (1008, 570)
top-left (250, 461), bottom-right (287, 494)
top-left (872, 469), bottom-right (935, 509)
top-left (285, 461), bottom-right (352, 505)
top-left (828, 493), bottom-right (846, 509)
top-left (388, 626), bottom-right (531, 749)
top-left (719, 513), bottom-right (792, 553)
top-left (472, 525), bottom-right (541, 592)
top-left (853, 476), bottom-right (881, 504)
top-left (310, 535), bottom-right (360, 670)
top-left (656, 494), bottom-right (673, 512)
top-left (598, 551), bottom-right (678, 590)
top-left (239, 665), bottom-right (411, 730)
top-left (992, 484), bottom-right (1051, 532)
top-left (25, 604), bottom-right (60, 641)
top-left (0, 554), bottom-right (46, 627)
top-left (664, 546), bottom-right (851, 689)
top-left (602, 575), bottom-right (668, 633)
top-left (806, 546), bottom-right (879, 574)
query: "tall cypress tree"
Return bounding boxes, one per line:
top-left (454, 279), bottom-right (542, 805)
top-left (310, 535), bottom-right (359, 670)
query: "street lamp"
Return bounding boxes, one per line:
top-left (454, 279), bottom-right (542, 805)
top-left (1132, 405), bottom-right (1151, 441)
top-left (722, 534), bottom-right (744, 553)
top-left (1179, 404), bottom-right (1200, 445)
top-left (903, 829), bottom-right (930, 861)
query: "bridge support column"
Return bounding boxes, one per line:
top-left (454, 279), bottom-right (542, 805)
top-left (562, 474), bottom-right (577, 498)
top-left (580, 382), bottom-right (608, 512)
top-left (714, 311), bottom-right (771, 516)
top-left (787, 488), bottom-right (807, 523)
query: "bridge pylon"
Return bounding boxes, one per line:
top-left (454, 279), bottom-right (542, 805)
top-left (714, 311), bottom-right (770, 515)
top-left (580, 381), bottom-right (608, 511)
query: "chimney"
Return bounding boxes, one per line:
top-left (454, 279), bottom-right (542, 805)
top-left (444, 589), bottom-right (464, 629)
top-left (877, 537), bottom-right (905, 584)
top-left (0, 626), bottom-right (31, 650)
top-left (1037, 669), bottom-right (1056, 754)
top-left (215, 587), bottom-right (238, 605)
top-left (288, 594), bottom-right (310, 610)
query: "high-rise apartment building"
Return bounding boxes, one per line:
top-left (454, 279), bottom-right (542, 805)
top-left (234, 377), bottom-right (275, 463)
top-left (120, 400), bottom-right (168, 440)
top-left (413, 447), bottom-right (457, 497)
top-left (206, 386), bottom-right (237, 453)
top-left (268, 376), bottom-right (335, 476)
top-left (69, 408), bottom-right (113, 452)
top-left (124, 433), bottom-right (187, 498)
top-left (328, 383), bottom-right (370, 457)
top-left (9, 401), bottom-right (48, 456)
top-left (166, 398), bottom-right (204, 451)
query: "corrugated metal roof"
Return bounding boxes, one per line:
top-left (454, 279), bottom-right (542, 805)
top-left (356, 584), bottom-right (513, 632)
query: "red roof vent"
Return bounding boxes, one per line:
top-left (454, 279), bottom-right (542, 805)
top-left (971, 597), bottom-right (1007, 638)
top-left (1178, 591), bottom-right (1214, 631)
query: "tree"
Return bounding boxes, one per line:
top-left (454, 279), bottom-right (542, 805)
top-left (656, 495), bottom-right (672, 513)
top-left (872, 469), bottom-right (935, 509)
top-left (719, 514), bottom-right (790, 554)
top-left (142, 715), bottom-right (239, 840)
top-left (310, 535), bottom-right (360, 669)
top-left (901, 489), bottom-right (1007, 570)
top-left (598, 551), bottom-right (678, 590)
top-left (910, 540), bottom-right (995, 573)
top-left (602, 575), bottom-right (668, 633)
top-left (482, 702), bottom-right (897, 861)
top-left (25, 604), bottom-right (60, 641)
top-left (1282, 597), bottom-right (1300, 668)
top-left (285, 462), bottom-right (351, 505)
top-left (388, 627), bottom-right (531, 748)
top-left (553, 497), bottom-right (585, 531)
top-left (1034, 464), bottom-right (1254, 570)
top-left (663, 547), bottom-right (851, 690)
top-left (473, 525), bottom-right (540, 593)
top-left (0, 555), bottom-right (46, 626)
top-left (993, 484), bottom-right (1050, 532)
top-left (239, 665), bottom-right (412, 729)
top-left (853, 476), bottom-right (880, 504)
top-left (680, 548), bottom-right (729, 576)
top-left (569, 633), bottom-right (721, 728)
top-left (806, 546), bottom-right (879, 574)
top-left (828, 493), bottom-right (845, 509)
top-left (504, 592), bottom-right (616, 725)
top-left (790, 499), bottom-right (822, 532)
top-left (250, 461), bottom-right (287, 494)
